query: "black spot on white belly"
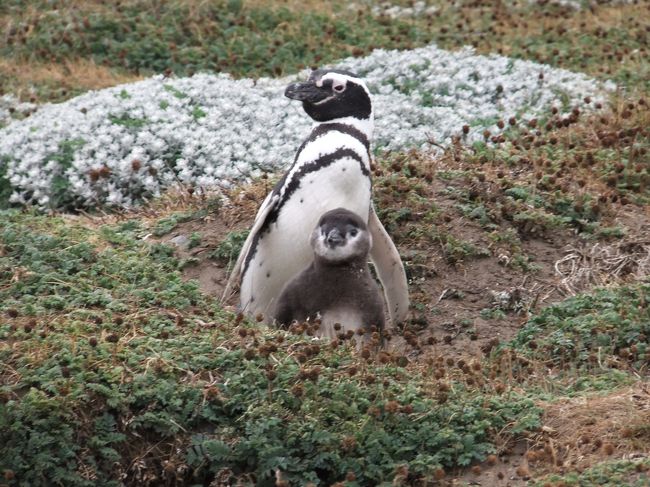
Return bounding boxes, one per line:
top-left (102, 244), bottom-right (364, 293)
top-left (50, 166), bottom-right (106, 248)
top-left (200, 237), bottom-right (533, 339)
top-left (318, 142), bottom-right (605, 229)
top-left (342, 168), bottom-right (346, 172)
top-left (300, 198), bottom-right (304, 203)
top-left (266, 272), bottom-right (271, 278)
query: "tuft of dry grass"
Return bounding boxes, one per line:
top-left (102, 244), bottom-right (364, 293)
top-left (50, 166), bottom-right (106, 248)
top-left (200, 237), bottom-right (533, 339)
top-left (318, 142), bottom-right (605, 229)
top-left (0, 57), bottom-right (141, 101)
top-left (555, 240), bottom-right (650, 294)
top-left (530, 383), bottom-right (650, 474)
top-left (243, 0), bottom-right (344, 14)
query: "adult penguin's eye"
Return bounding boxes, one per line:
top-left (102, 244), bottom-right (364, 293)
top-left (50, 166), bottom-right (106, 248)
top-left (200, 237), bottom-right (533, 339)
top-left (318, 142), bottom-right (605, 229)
top-left (333, 84), bottom-right (345, 93)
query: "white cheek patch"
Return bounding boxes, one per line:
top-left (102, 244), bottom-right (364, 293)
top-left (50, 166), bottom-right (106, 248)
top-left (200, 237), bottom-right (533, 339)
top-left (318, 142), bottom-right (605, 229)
top-left (313, 95), bottom-right (336, 106)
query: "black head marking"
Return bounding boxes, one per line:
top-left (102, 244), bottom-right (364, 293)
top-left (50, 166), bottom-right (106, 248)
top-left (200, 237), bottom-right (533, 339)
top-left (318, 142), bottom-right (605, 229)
top-left (285, 69), bottom-right (372, 122)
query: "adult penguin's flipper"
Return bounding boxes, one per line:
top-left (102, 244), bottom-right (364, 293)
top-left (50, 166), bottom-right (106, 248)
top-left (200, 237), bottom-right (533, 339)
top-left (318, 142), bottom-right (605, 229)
top-left (222, 192), bottom-right (279, 303)
top-left (367, 204), bottom-right (409, 324)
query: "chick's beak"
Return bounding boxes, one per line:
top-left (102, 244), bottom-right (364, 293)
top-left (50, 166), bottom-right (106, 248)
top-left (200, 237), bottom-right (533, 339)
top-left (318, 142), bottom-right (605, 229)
top-left (326, 228), bottom-right (344, 246)
top-left (285, 82), bottom-right (330, 103)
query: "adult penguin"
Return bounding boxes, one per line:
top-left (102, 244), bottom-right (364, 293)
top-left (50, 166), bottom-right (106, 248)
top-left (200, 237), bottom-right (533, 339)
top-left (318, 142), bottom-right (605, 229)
top-left (224, 69), bottom-right (408, 325)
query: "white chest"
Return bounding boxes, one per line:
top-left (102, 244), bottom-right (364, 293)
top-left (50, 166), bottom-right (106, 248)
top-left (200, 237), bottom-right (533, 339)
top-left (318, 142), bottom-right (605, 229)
top-left (276, 158), bottom-right (371, 249)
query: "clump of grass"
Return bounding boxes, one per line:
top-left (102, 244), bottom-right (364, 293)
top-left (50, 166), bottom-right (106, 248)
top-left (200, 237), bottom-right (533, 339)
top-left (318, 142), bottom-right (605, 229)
top-left (209, 230), bottom-right (249, 266)
top-left (532, 458), bottom-right (650, 487)
top-left (508, 284), bottom-right (650, 371)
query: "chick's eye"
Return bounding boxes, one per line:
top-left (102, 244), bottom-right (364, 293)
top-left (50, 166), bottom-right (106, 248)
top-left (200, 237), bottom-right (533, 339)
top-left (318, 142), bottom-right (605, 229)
top-left (349, 229), bottom-right (358, 237)
top-left (333, 84), bottom-right (345, 93)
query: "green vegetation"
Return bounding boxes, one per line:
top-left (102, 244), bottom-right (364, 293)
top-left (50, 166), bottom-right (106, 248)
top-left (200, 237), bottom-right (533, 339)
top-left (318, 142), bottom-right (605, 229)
top-left (0, 211), bottom-right (541, 485)
top-left (1, 0), bottom-right (649, 484)
top-left (3, 209), bottom-right (642, 484)
top-left (0, 0), bottom-right (425, 101)
top-left (2, 0), bottom-right (648, 103)
top-left (510, 284), bottom-right (650, 371)
top-left (210, 230), bottom-right (249, 265)
top-left (533, 458), bottom-right (650, 487)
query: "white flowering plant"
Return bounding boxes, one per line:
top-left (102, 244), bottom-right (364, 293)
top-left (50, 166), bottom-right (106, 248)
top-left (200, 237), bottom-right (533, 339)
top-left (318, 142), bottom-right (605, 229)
top-left (0, 44), bottom-right (612, 209)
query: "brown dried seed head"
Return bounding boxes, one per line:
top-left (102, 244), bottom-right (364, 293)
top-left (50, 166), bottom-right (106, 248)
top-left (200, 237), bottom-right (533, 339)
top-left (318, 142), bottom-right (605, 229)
top-left (341, 436), bottom-right (356, 451)
top-left (385, 400), bottom-right (399, 414)
top-left (367, 406), bottom-right (380, 417)
top-left (401, 404), bottom-right (413, 414)
top-left (515, 465), bottom-right (530, 478)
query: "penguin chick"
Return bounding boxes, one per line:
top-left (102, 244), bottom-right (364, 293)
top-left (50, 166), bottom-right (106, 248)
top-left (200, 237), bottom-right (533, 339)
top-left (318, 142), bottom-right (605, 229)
top-left (224, 69), bottom-right (409, 325)
top-left (273, 208), bottom-right (385, 342)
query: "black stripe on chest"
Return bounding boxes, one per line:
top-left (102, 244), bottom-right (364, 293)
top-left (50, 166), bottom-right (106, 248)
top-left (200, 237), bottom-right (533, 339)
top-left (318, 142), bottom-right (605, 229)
top-left (242, 125), bottom-right (371, 277)
top-left (270, 123), bottom-right (370, 198)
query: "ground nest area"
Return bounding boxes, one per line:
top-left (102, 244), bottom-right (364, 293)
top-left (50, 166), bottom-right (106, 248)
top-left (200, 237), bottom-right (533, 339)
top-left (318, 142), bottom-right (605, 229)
top-left (166, 142), bottom-right (649, 365)
top-left (143, 116), bottom-right (649, 483)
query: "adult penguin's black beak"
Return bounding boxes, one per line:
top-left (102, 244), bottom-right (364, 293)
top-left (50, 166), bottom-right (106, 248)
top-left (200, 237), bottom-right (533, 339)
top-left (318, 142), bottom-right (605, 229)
top-left (284, 82), bottom-right (330, 103)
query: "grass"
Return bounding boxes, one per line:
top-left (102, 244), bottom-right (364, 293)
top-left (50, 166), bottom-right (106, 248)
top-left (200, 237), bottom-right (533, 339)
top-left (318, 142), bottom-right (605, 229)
top-left (533, 458), bottom-right (650, 487)
top-left (0, 57), bottom-right (141, 104)
top-left (510, 284), bottom-right (650, 371)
